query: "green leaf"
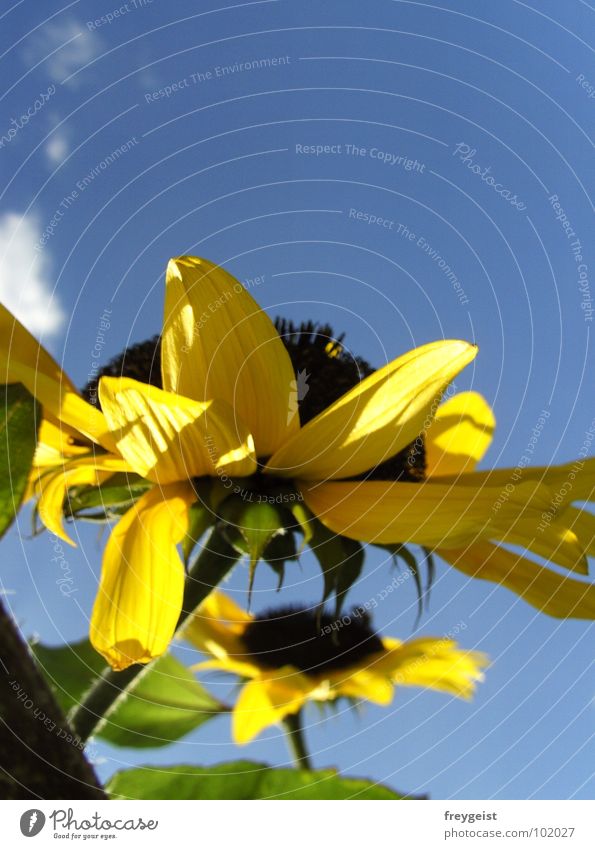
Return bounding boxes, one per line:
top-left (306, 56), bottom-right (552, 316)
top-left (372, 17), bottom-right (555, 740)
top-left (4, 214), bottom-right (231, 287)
top-left (334, 546), bottom-right (365, 616)
top-left (377, 543), bottom-right (435, 624)
top-left (32, 639), bottom-right (106, 715)
top-left (99, 653), bottom-right (224, 748)
top-left (380, 543), bottom-right (423, 625)
top-left (33, 640), bottom-right (225, 748)
top-left (423, 546), bottom-right (437, 598)
top-left (107, 761), bottom-right (410, 800)
top-left (219, 498), bottom-right (289, 598)
top-left (263, 529), bottom-right (298, 590)
top-left (0, 383), bottom-right (40, 539)
top-left (289, 501), bottom-right (315, 549)
top-left (309, 520), bottom-right (364, 616)
top-left (220, 499), bottom-right (287, 561)
top-left (66, 472), bottom-right (152, 519)
top-left (182, 501), bottom-right (214, 565)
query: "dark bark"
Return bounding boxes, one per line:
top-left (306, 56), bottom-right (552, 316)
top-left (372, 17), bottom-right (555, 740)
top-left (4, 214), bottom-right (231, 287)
top-left (0, 597), bottom-right (105, 800)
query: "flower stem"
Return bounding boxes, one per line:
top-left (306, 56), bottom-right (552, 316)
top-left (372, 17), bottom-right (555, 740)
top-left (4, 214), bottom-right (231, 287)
top-left (283, 710), bottom-right (312, 770)
top-left (69, 527), bottom-right (239, 743)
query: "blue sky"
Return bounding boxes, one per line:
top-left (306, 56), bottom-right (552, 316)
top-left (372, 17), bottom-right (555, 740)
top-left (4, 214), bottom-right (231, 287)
top-left (1, 0), bottom-right (593, 799)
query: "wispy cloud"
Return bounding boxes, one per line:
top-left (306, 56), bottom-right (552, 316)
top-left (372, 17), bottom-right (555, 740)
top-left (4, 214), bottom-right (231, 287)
top-left (45, 129), bottom-right (69, 166)
top-left (23, 17), bottom-right (103, 86)
top-left (0, 212), bottom-right (65, 336)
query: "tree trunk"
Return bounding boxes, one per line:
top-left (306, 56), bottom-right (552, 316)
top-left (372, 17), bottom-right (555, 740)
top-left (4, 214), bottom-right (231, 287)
top-left (0, 597), bottom-right (106, 800)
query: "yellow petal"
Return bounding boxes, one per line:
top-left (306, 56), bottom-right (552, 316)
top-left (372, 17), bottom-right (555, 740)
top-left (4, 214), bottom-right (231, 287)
top-left (25, 418), bottom-right (94, 503)
top-left (32, 418), bottom-right (92, 468)
top-left (0, 304), bottom-right (115, 451)
top-left (538, 458), bottom-right (595, 503)
top-left (232, 669), bottom-right (310, 744)
top-left (193, 656), bottom-right (262, 680)
top-left (184, 591), bottom-right (253, 661)
top-left (440, 541), bottom-right (595, 619)
top-left (300, 477), bottom-right (551, 547)
top-left (90, 483), bottom-right (195, 670)
top-left (198, 590), bottom-right (254, 625)
top-left (303, 476), bottom-right (588, 573)
top-left (98, 376), bottom-right (256, 484)
top-left (329, 668), bottom-right (394, 705)
top-left (505, 518), bottom-right (588, 574)
top-left (425, 391), bottom-right (496, 477)
top-left (521, 526), bottom-right (587, 573)
top-left (447, 458), bottom-right (595, 505)
top-left (37, 455), bottom-right (131, 545)
top-left (162, 256), bottom-right (299, 456)
top-left (375, 637), bottom-right (487, 699)
top-left (559, 507), bottom-right (595, 556)
top-left (266, 340), bottom-right (477, 480)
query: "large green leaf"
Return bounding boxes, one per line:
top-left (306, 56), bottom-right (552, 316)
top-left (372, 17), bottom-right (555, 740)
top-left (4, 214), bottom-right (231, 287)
top-left (33, 640), bottom-right (225, 748)
top-left (32, 640), bottom-right (106, 715)
top-left (0, 383), bottom-right (40, 539)
top-left (107, 761), bottom-right (409, 800)
top-left (99, 653), bottom-right (225, 748)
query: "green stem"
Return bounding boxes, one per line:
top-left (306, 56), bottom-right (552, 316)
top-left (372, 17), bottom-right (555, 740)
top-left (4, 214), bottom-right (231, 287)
top-left (69, 527), bottom-right (239, 743)
top-left (283, 710), bottom-right (312, 770)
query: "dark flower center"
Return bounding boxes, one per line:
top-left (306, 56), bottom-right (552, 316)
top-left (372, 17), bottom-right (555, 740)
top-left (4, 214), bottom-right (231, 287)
top-left (242, 605), bottom-right (384, 673)
top-left (82, 335), bottom-right (162, 407)
top-left (81, 320), bottom-right (425, 482)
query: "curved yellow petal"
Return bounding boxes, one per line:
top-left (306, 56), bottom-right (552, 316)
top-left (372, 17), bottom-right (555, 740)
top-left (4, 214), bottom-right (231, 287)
top-left (266, 340), bottom-right (477, 480)
top-left (504, 521), bottom-right (588, 574)
top-left (232, 669), bottom-right (310, 744)
top-left (375, 637), bottom-right (487, 699)
top-left (425, 462), bottom-right (593, 573)
top-left (425, 391), bottom-right (496, 477)
top-left (32, 419), bottom-right (91, 468)
top-left (25, 418), bottom-right (94, 503)
top-left (0, 304), bottom-right (115, 451)
top-left (37, 455), bottom-right (131, 545)
top-left (90, 482), bottom-right (195, 670)
top-left (440, 541), bottom-right (595, 619)
top-left (558, 507), bottom-right (595, 556)
top-left (162, 256), bottom-right (299, 456)
top-left (300, 477), bottom-right (551, 547)
top-left (98, 376), bottom-right (256, 484)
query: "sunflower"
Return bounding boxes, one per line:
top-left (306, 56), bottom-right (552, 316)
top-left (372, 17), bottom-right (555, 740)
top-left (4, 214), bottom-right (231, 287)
top-left (185, 591), bottom-right (487, 746)
top-left (1, 255), bottom-right (593, 673)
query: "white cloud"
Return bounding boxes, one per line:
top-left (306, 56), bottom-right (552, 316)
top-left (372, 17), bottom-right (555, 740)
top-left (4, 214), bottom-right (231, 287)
top-left (45, 130), bottom-right (69, 165)
top-left (0, 213), bottom-right (65, 337)
top-left (24, 17), bottom-right (102, 86)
